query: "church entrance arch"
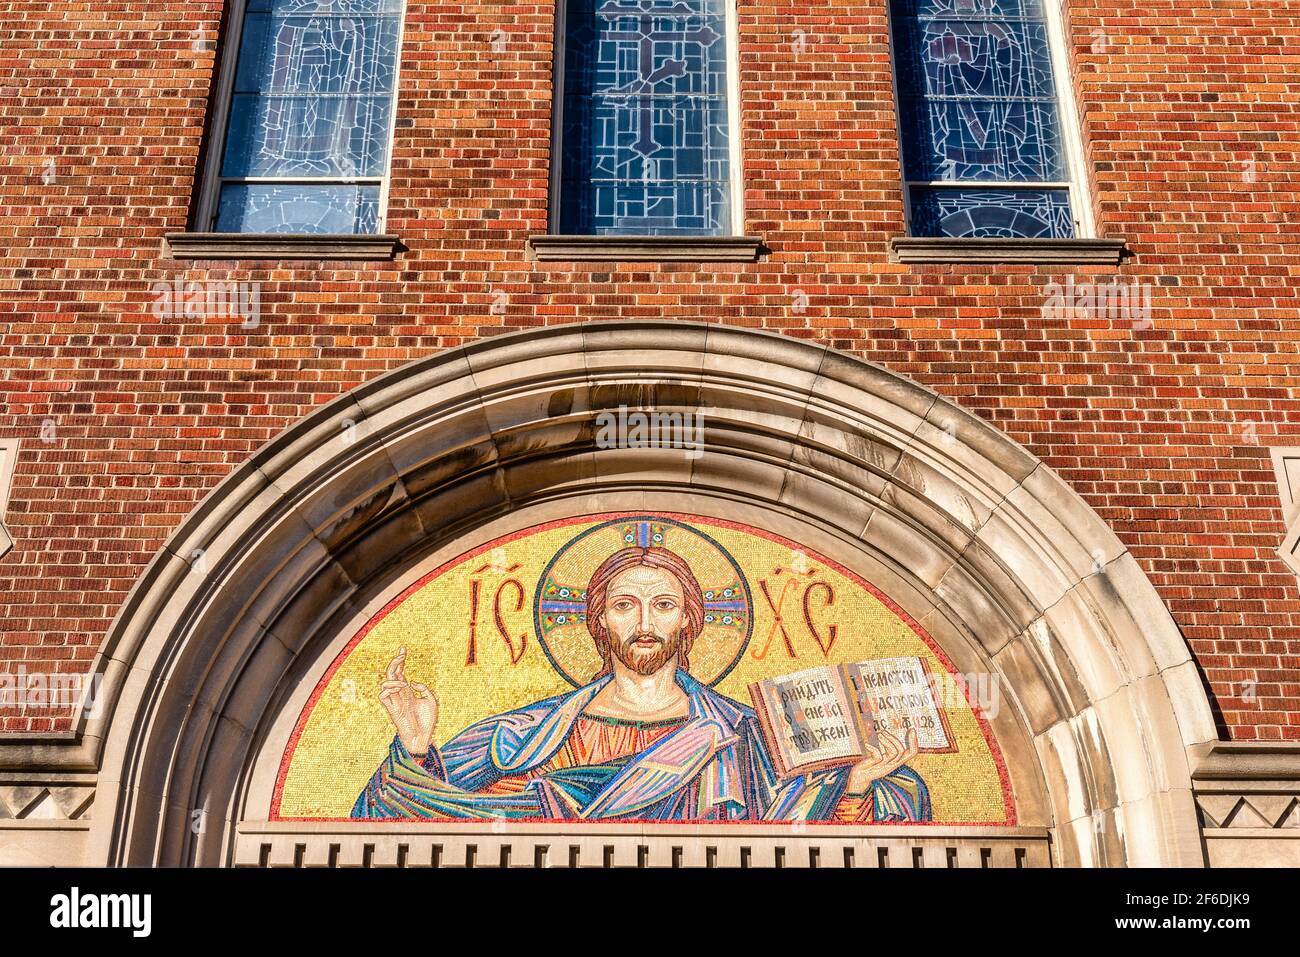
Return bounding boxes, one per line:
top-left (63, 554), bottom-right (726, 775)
top-left (68, 323), bottom-right (1214, 866)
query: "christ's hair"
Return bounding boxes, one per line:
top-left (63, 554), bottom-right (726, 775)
top-left (585, 546), bottom-right (706, 678)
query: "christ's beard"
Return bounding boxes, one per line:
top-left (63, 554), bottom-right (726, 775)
top-left (611, 630), bottom-right (681, 677)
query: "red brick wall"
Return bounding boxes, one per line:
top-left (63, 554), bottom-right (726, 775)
top-left (0, 0), bottom-right (1296, 738)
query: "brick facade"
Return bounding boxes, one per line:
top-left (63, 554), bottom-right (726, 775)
top-left (0, 0), bottom-right (1296, 740)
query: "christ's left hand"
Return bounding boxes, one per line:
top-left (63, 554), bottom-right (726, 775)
top-left (845, 728), bottom-right (919, 793)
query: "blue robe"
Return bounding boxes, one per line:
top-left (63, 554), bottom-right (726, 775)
top-left (353, 671), bottom-right (931, 822)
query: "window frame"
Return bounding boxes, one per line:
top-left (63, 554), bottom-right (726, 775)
top-left (194, 0), bottom-right (408, 235)
top-left (545, 0), bottom-right (747, 237)
top-left (886, 0), bottom-right (1096, 240)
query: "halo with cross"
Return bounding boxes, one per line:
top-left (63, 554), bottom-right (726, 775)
top-left (532, 515), bottom-right (754, 688)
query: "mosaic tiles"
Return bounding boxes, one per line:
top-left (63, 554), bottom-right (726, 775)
top-left (275, 513), bottom-right (1013, 824)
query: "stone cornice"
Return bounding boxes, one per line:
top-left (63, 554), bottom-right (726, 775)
top-left (1190, 741), bottom-right (1300, 782)
top-left (890, 236), bottom-right (1129, 265)
top-left (164, 233), bottom-right (404, 261)
top-left (527, 234), bottom-right (767, 262)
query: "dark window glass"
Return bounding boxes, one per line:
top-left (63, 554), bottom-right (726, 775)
top-left (214, 0), bottom-right (402, 234)
top-left (892, 0), bottom-right (1075, 238)
top-left (560, 0), bottom-right (732, 236)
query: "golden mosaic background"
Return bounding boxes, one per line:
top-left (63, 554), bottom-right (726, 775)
top-left (276, 514), bottom-right (1011, 822)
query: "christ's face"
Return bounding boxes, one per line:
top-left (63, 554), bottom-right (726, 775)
top-left (599, 564), bottom-right (686, 677)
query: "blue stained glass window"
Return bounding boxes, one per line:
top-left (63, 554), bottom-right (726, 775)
top-left (908, 187), bottom-right (1072, 238)
top-left (213, 0), bottom-right (403, 233)
top-left (891, 0), bottom-right (1076, 238)
top-left (216, 183), bottom-right (381, 233)
top-left (559, 0), bottom-right (733, 236)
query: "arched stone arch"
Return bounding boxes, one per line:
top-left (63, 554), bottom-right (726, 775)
top-left (7, 322), bottom-right (1216, 866)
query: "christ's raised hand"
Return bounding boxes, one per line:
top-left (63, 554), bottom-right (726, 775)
top-left (378, 646), bottom-right (438, 757)
top-left (845, 728), bottom-right (918, 793)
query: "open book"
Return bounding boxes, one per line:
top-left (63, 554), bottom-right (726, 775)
top-left (748, 656), bottom-right (956, 777)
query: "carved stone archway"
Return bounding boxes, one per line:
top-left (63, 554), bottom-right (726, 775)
top-left (0, 322), bottom-right (1217, 866)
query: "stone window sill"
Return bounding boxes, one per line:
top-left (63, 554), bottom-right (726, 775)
top-left (165, 233), bottom-right (404, 261)
top-left (528, 234), bottom-right (767, 262)
top-left (890, 236), bottom-right (1128, 265)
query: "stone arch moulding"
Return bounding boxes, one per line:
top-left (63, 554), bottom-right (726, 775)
top-left (0, 321), bottom-right (1218, 867)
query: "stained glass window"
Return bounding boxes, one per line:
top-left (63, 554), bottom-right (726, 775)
top-left (892, 0), bottom-right (1078, 238)
top-left (212, 0), bottom-right (403, 234)
top-left (558, 0), bottom-right (734, 236)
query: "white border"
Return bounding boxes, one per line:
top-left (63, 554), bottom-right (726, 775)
top-left (547, 0), bottom-right (567, 230)
top-left (1042, 0), bottom-right (1096, 237)
top-left (722, 0), bottom-right (745, 234)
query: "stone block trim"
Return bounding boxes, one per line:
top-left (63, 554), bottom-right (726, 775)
top-left (0, 782), bottom-right (94, 820)
top-left (1196, 793), bottom-right (1299, 829)
top-left (1191, 741), bottom-right (1300, 865)
top-left (232, 823), bottom-right (1055, 868)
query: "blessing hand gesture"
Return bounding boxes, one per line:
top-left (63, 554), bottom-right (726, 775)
top-left (378, 646), bottom-right (438, 757)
